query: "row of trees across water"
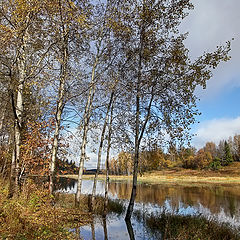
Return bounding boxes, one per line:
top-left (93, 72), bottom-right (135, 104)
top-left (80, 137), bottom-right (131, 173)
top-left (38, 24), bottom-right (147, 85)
top-left (110, 134), bottom-right (240, 175)
top-left (0, 0), bottom-right (231, 219)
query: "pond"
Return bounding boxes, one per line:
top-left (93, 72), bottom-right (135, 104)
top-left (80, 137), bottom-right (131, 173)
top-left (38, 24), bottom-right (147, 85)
top-left (56, 178), bottom-right (240, 239)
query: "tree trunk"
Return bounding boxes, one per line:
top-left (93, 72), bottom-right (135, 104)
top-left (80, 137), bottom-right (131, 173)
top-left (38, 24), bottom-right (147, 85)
top-left (91, 91), bottom-right (114, 208)
top-left (49, 58), bottom-right (67, 194)
top-left (125, 93), bottom-right (140, 220)
top-left (125, 89), bottom-right (153, 220)
top-left (75, 57), bottom-right (98, 207)
top-left (91, 221), bottom-right (96, 240)
top-left (8, 147), bottom-right (16, 198)
top-left (0, 131), bottom-right (11, 178)
top-left (11, 32), bottom-right (27, 195)
top-left (125, 21), bottom-right (145, 220)
top-left (125, 219), bottom-right (135, 240)
top-left (49, 3), bottom-right (69, 194)
top-left (49, 44), bottom-right (68, 194)
top-left (0, 102), bottom-right (6, 132)
top-left (104, 101), bottom-right (114, 216)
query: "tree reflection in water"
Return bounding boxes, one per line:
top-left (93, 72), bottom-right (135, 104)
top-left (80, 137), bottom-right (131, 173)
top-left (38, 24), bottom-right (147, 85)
top-left (102, 215), bottom-right (108, 240)
top-left (125, 219), bottom-right (135, 240)
top-left (57, 178), bottom-right (240, 239)
top-left (77, 200), bottom-right (238, 240)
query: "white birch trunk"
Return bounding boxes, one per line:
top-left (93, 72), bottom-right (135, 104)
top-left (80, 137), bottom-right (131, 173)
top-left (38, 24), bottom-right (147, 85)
top-left (91, 91), bottom-right (114, 207)
top-left (12, 29), bottom-right (27, 194)
top-left (125, 23), bottom-right (144, 220)
top-left (75, 57), bottom-right (98, 206)
top-left (49, 32), bottom-right (68, 194)
top-left (0, 103), bottom-right (6, 132)
top-left (104, 100), bottom-right (114, 215)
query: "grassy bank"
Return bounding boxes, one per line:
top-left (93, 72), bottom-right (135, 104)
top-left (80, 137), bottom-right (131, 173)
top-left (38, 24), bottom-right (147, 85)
top-left (61, 163), bottom-right (240, 185)
top-left (105, 198), bottom-right (240, 239)
top-left (144, 212), bottom-right (240, 240)
top-left (0, 180), bottom-right (92, 240)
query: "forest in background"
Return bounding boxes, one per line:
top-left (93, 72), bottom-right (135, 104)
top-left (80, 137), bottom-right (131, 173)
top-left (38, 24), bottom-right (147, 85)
top-left (110, 134), bottom-right (240, 175)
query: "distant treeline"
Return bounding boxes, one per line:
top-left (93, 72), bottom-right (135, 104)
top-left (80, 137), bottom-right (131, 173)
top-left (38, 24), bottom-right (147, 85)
top-left (56, 160), bottom-right (78, 175)
top-left (109, 134), bottom-right (240, 175)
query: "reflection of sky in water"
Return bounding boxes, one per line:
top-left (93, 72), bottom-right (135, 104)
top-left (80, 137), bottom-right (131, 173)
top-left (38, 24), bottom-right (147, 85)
top-left (57, 178), bottom-right (240, 238)
top-left (78, 200), bottom-right (240, 240)
top-left (80, 215), bottom-right (130, 240)
top-left (79, 213), bottom-right (160, 240)
top-left (56, 179), bottom-right (105, 195)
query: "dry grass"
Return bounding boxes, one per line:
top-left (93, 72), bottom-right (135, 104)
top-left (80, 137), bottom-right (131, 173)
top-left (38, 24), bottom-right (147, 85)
top-left (145, 212), bottom-right (240, 240)
top-left (0, 179), bottom-right (92, 240)
top-left (61, 162), bottom-right (240, 185)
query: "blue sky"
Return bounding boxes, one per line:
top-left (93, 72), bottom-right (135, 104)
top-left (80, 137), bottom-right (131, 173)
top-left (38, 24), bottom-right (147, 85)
top-left (180, 0), bottom-right (240, 149)
top-left (198, 86), bottom-right (240, 120)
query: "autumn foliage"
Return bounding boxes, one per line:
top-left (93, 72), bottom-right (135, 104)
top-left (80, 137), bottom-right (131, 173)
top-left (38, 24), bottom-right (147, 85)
top-left (21, 120), bottom-right (54, 176)
top-left (110, 135), bottom-right (238, 174)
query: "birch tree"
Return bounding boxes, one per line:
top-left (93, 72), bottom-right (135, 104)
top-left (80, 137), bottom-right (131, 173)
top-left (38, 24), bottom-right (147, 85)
top-left (48, 0), bottom-right (70, 195)
top-left (91, 90), bottom-right (115, 208)
top-left (75, 0), bottom-right (121, 207)
top-left (48, 0), bottom-right (89, 194)
top-left (0, 0), bottom-right (52, 196)
top-left (111, 0), bottom-right (231, 220)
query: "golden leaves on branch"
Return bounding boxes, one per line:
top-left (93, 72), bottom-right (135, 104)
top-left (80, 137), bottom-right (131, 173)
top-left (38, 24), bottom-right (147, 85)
top-left (21, 119), bottom-right (54, 176)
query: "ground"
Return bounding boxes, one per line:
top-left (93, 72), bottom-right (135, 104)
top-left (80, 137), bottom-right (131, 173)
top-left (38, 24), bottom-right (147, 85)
top-left (62, 162), bottom-right (240, 185)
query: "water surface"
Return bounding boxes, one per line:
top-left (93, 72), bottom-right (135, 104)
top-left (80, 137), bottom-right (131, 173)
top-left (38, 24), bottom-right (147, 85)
top-left (56, 178), bottom-right (240, 239)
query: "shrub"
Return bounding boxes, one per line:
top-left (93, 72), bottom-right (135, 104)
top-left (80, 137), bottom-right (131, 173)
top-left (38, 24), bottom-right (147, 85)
top-left (0, 179), bottom-right (92, 240)
top-left (209, 157), bottom-right (222, 171)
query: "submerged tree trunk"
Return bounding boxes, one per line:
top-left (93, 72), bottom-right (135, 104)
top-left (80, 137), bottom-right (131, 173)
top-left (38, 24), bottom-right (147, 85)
top-left (91, 91), bottom-right (114, 209)
top-left (91, 221), bottom-right (96, 240)
top-left (125, 89), bottom-right (153, 220)
top-left (125, 219), bottom-right (135, 240)
top-left (104, 101), bottom-right (114, 215)
top-left (125, 22), bottom-right (143, 220)
top-left (126, 21), bottom-right (146, 220)
top-left (75, 57), bottom-right (98, 207)
top-left (125, 92), bottom-right (140, 220)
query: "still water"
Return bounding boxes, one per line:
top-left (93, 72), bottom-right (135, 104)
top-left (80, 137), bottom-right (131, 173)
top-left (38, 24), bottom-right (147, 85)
top-left (56, 178), bottom-right (240, 239)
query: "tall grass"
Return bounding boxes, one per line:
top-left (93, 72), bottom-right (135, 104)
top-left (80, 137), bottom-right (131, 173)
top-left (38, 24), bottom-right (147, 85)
top-left (145, 211), bottom-right (240, 240)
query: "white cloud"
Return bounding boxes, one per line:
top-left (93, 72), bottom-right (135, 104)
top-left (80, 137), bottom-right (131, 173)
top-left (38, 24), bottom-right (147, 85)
top-left (192, 116), bottom-right (240, 149)
top-left (180, 0), bottom-right (240, 99)
top-left (85, 150), bottom-right (106, 169)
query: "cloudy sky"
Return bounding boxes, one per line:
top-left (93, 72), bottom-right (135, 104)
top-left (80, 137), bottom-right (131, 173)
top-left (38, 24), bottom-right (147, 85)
top-left (180, 0), bottom-right (240, 149)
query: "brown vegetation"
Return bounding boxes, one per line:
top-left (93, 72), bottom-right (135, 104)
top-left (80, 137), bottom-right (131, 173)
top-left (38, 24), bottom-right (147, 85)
top-left (145, 212), bottom-right (240, 240)
top-left (0, 179), bottom-right (92, 240)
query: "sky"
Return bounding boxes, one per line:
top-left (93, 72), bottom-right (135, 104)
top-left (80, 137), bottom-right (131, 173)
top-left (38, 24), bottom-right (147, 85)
top-left (179, 0), bottom-right (240, 149)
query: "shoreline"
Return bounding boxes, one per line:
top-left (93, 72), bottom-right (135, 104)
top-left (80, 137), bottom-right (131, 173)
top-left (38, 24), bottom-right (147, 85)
top-left (59, 173), bottom-right (240, 186)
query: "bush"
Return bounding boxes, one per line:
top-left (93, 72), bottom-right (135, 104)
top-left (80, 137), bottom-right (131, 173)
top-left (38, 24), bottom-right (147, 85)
top-left (0, 179), bottom-right (92, 240)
